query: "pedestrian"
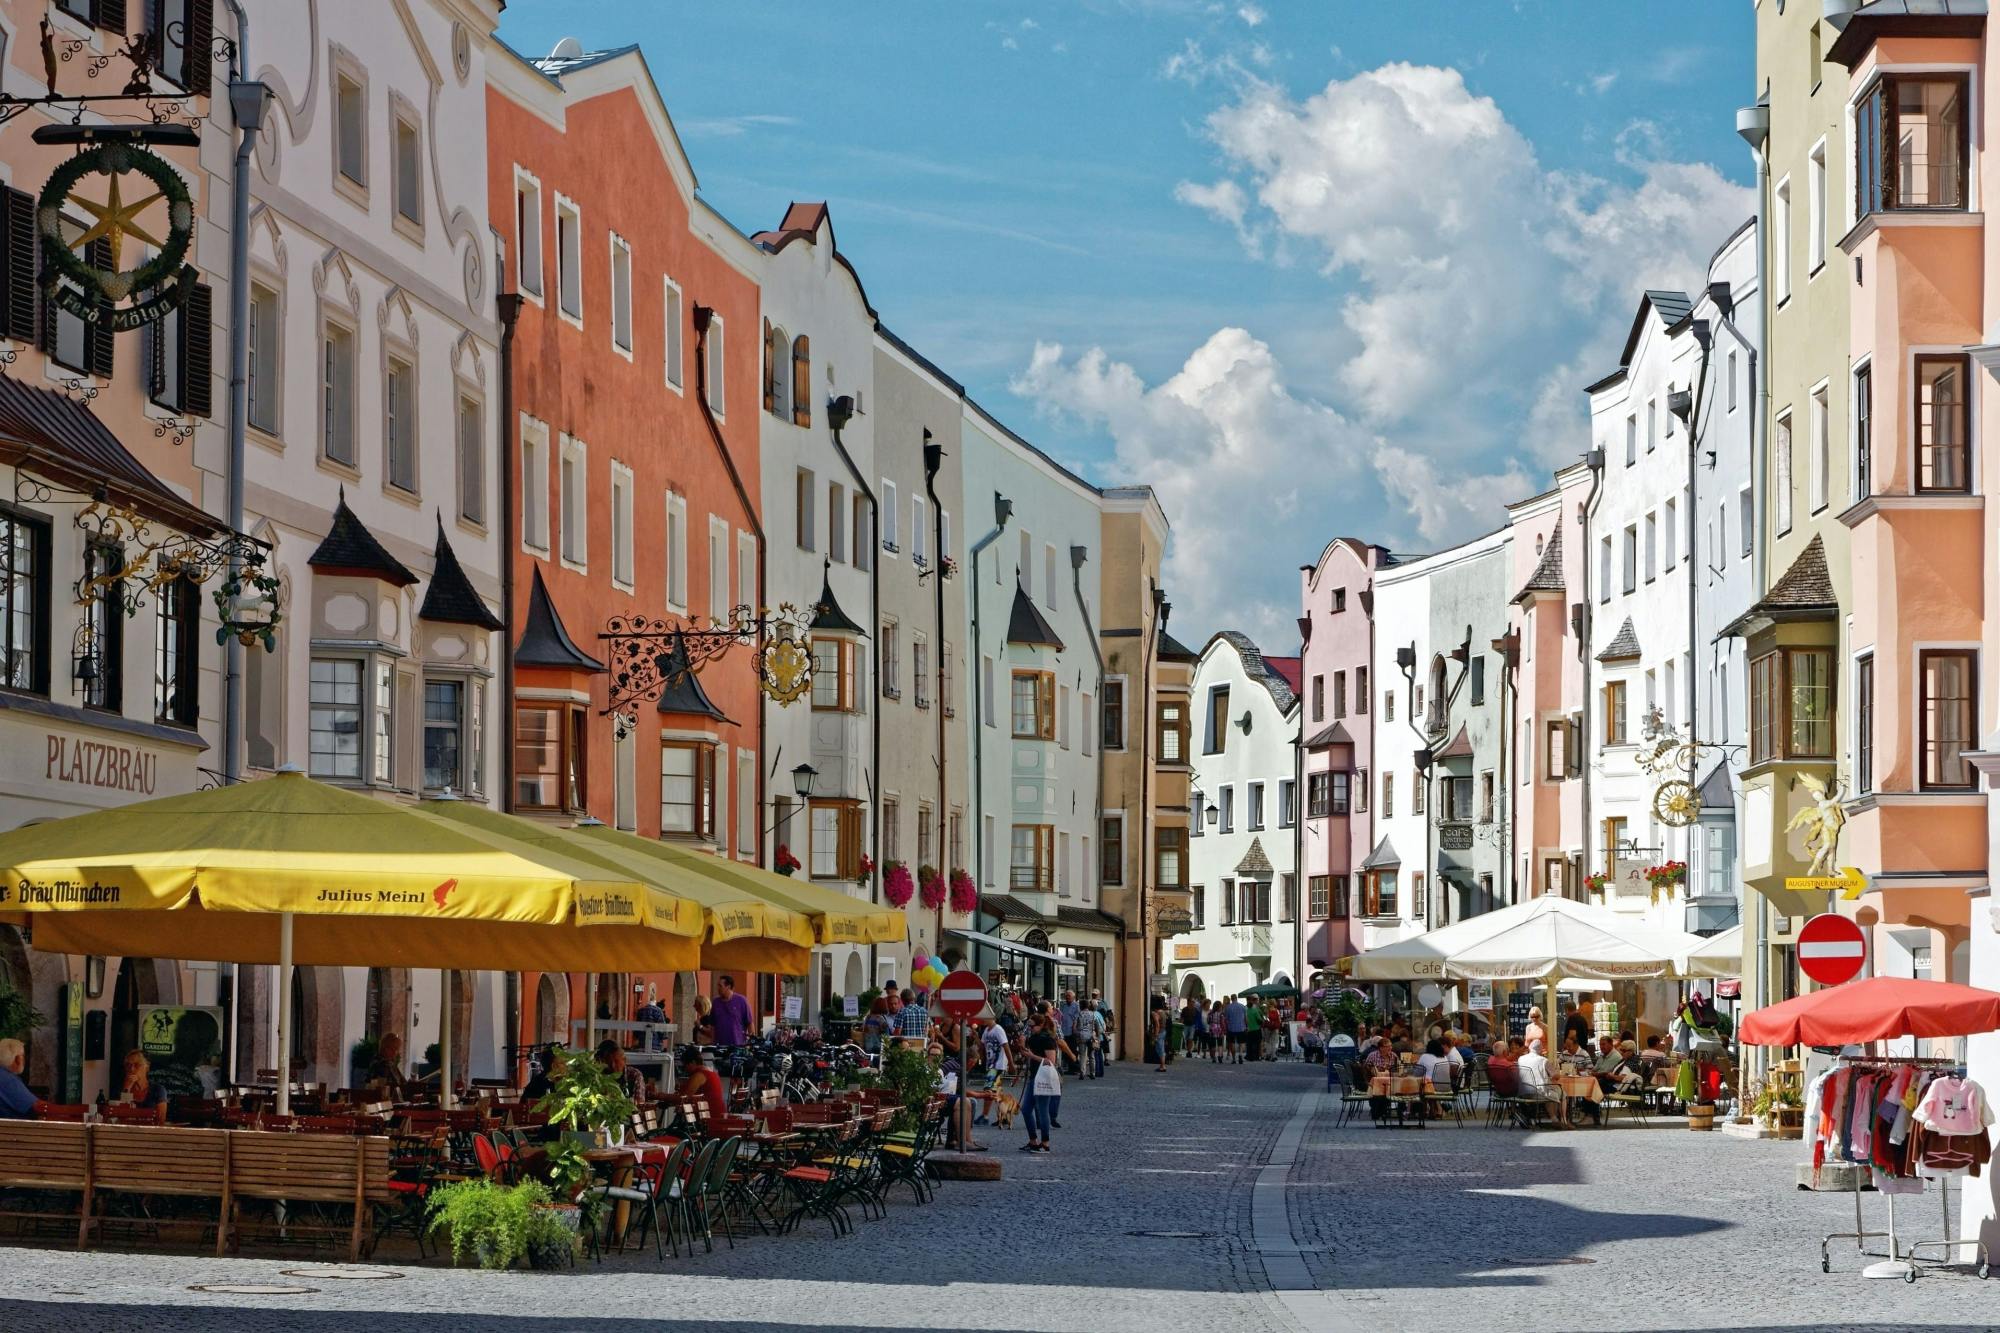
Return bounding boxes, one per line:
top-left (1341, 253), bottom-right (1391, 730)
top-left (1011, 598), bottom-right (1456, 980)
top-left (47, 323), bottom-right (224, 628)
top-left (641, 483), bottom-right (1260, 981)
top-left (1523, 1005), bottom-right (1548, 1052)
top-left (1264, 1001), bottom-right (1285, 1059)
top-left (1224, 994), bottom-right (1248, 1063)
top-left (1209, 999), bottom-right (1227, 1062)
top-left (1019, 1013), bottom-right (1072, 1153)
top-left (897, 987), bottom-right (931, 1039)
top-left (711, 975), bottom-right (754, 1049)
top-left (1186, 997), bottom-right (1208, 1060)
top-left (1092, 989), bottom-right (1115, 1061)
top-left (1058, 990), bottom-right (1081, 1073)
top-left (1075, 1000), bottom-right (1105, 1079)
top-left (1243, 995), bottom-right (1264, 1062)
top-left (1149, 999), bottom-right (1170, 1071)
top-left (1563, 1004), bottom-right (1591, 1050)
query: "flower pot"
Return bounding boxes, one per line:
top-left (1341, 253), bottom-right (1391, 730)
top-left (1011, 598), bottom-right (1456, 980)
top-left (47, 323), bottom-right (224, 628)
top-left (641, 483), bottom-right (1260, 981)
top-left (528, 1203), bottom-right (580, 1270)
top-left (1687, 1104), bottom-right (1715, 1131)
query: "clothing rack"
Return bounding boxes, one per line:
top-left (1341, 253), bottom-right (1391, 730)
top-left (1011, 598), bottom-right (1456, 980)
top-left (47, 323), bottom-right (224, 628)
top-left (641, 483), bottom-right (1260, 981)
top-left (1816, 1055), bottom-right (1984, 1283)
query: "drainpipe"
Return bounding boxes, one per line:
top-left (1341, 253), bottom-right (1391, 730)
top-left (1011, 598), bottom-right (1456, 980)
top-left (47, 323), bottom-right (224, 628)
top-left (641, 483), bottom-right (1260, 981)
top-left (1136, 587), bottom-right (1163, 1041)
top-left (967, 494), bottom-right (1013, 981)
top-left (924, 434), bottom-right (949, 953)
top-left (826, 397), bottom-right (879, 977)
top-left (495, 287), bottom-right (523, 1072)
top-left (219, 2), bottom-right (265, 1086)
top-left (1578, 449), bottom-right (1606, 898)
top-left (1068, 543), bottom-right (1105, 1000)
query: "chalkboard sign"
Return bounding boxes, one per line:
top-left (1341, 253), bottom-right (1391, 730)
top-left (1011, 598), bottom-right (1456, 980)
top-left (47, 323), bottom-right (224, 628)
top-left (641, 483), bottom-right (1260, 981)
top-left (1506, 991), bottom-right (1532, 1041)
top-left (60, 983), bottom-right (83, 1103)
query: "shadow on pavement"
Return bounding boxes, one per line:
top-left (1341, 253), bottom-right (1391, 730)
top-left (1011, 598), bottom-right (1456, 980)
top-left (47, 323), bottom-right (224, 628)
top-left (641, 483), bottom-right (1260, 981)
top-left (1, 1305), bottom-right (1037, 1332)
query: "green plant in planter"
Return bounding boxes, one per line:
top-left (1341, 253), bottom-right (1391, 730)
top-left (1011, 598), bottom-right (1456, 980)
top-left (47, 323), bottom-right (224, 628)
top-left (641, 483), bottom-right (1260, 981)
top-left (543, 1138), bottom-right (608, 1234)
top-left (427, 1178), bottom-right (557, 1269)
top-left (875, 1042), bottom-right (940, 1134)
top-left (1750, 1082), bottom-right (1804, 1126)
top-left (1317, 991), bottom-right (1380, 1038)
top-left (535, 1044), bottom-right (637, 1146)
top-left (0, 980), bottom-right (44, 1042)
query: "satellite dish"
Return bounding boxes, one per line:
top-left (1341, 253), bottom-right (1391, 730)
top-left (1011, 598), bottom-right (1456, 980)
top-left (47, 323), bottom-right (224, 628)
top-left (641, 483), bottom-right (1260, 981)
top-left (549, 36), bottom-right (584, 60)
top-left (1237, 710), bottom-right (1254, 735)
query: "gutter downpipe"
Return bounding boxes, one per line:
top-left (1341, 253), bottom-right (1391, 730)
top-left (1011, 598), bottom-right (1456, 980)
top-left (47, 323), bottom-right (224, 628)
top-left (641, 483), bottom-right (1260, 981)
top-left (968, 496), bottom-right (1012, 983)
top-left (1752, 128), bottom-right (1773, 1085)
top-left (1136, 587), bottom-right (1163, 1048)
top-left (220, 2), bottom-right (265, 1086)
top-left (495, 288), bottom-right (523, 1075)
top-left (826, 401), bottom-right (880, 977)
top-left (925, 435), bottom-right (949, 955)
top-left (1069, 543), bottom-right (1105, 1011)
top-left (1578, 449), bottom-right (1606, 901)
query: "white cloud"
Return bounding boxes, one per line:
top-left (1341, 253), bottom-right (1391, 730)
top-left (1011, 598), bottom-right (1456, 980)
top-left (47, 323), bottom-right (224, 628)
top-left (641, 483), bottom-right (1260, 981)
top-left (1171, 178), bottom-right (1259, 254)
top-left (678, 113), bottom-right (801, 139)
top-left (1013, 330), bottom-right (1371, 642)
top-left (1237, 3), bottom-right (1266, 26)
top-left (1371, 444), bottom-right (1534, 545)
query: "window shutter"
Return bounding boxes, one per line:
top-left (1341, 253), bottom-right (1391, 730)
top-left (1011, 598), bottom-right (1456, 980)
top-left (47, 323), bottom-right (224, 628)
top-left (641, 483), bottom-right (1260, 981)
top-left (183, 0), bottom-right (215, 98)
top-left (182, 281), bottom-right (214, 417)
top-left (761, 318), bottom-right (775, 413)
top-left (97, 0), bottom-right (127, 34)
top-left (86, 237), bottom-right (115, 377)
top-left (1565, 715), bottom-right (1583, 778)
top-left (148, 305), bottom-right (166, 399)
top-left (791, 333), bottom-right (810, 426)
top-left (2, 186), bottom-right (38, 344)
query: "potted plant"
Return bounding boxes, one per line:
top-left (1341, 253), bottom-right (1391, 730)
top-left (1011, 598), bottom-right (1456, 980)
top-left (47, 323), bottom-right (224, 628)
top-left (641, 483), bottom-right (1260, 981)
top-left (1583, 871), bottom-right (1612, 896)
top-left (948, 867), bottom-right (977, 913)
top-left (535, 1044), bottom-right (637, 1148)
top-left (883, 860), bottom-right (915, 908)
top-left (540, 1138), bottom-right (606, 1242)
top-left (860, 1041), bottom-right (941, 1134)
top-left (918, 863), bottom-right (945, 909)
top-left (774, 844), bottom-right (802, 877)
top-left (1643, 860), bottom-right (1688, 905)
top-left (1750, 1081), bottom-right (1805, 1136)
top-left (427, 1177), bottom-right (561, 1269)
top-left (853, 852), bottom-right (875, 887)
top-left (0, 980), bottom-right (45, 1042)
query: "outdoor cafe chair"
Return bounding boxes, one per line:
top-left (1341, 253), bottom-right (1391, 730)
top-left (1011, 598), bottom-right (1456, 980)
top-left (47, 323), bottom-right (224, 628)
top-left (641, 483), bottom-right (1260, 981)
top-left (1376, 1075), bottom-right (1428, 1130)
top-left (99, 1101), bottom-right (168, 1126)
top-left (1424, 1066), bottom-right (1463, 1126)
top-left (1329, 1063), bottom-right (1374, 1128)
top-left (584, 1150), bottom-right (665, 1262)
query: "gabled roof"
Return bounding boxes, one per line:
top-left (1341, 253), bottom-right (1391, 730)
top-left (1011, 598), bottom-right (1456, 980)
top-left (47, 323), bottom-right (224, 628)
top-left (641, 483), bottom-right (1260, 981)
top-left (1596, 617), bottom-right (1642, 663)
top-left (809, 563), bottom-right (865, 636)
top-left (1212, 630), bottom-right (1298, 713)
top-left (418, 519), bottom-right (503, 632)
top-left (1304, 720), bottom-right (1355, 750)
top-left (1234, 837), bottom-right (1274, 880)
top-left (654, 632), bottom-right (731, 722)
top-left (1433, 724), bottom-right (1475, 760)
top-left (1696, 757), bottom-right (1734, 811)
top-left (307, 491), bottom-right (417, 586)
top-left (1596, 289), bottom-right (1695, 392)
top-left (515, 567), bottom-right (605, 672)
top-left (1007, 584), bottom-right (1065, 650)
top-left (1722, 534), bottom-right (1838, 636)
top-left (0, 373), bottom-right (218, 536)
top-left (1514, 525), bottom-right (1565, 603)
top-left (1264, 655), bottom-right (1302, 696)
top-left (1359, 835), bottom-right (1401, 871)
top-left (1158, 627), bottom-right (1197, 662)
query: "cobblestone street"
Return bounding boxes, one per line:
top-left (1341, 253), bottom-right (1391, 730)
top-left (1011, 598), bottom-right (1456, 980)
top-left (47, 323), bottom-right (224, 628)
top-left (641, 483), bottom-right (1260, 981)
top-left (0, 1060), bottom-right (1993, 1331)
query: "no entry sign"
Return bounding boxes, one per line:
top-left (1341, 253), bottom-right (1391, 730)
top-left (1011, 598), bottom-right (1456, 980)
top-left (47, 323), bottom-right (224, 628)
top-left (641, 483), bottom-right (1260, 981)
top-left (1797, 913), bottom-right (1867, 987)
top-left (936, 970), bottom-right (988, 1019)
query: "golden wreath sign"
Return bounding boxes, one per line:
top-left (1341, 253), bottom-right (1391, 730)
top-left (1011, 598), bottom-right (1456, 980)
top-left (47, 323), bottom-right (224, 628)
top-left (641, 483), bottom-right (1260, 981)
top-left (38, 141), bottom-right (196, 330)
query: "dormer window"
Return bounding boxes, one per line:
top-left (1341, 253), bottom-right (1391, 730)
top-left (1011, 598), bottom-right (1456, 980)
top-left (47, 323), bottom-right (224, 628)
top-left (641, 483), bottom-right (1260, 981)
top-left (1331, 587), bottom-right (1347, 613)
top-left (1856, 74), bottom-right (1968, 216)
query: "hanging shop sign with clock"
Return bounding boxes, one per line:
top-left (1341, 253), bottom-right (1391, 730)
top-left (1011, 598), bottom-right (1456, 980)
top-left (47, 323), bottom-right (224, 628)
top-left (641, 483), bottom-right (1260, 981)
top-left (38, 139), bottom-right (196, 331)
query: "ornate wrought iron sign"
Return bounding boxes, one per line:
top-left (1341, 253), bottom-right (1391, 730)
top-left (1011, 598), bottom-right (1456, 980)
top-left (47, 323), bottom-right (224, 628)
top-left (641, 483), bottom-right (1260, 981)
top-left (600, 602), bottom-right (821, 715)
top-left (40, 140), bottom-right (196, 330)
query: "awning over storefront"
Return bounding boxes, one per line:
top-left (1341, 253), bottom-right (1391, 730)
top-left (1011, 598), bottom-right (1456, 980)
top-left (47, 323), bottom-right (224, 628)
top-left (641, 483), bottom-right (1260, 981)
top-left (0, 372), bottom-right (218, 535)
top-left (946, 927), bottom-right (1065, 965)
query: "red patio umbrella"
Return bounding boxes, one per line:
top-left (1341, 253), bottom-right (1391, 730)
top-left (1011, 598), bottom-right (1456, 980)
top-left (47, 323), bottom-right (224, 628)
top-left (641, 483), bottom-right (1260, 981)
top-left (1738, 976), bottom-right (2000, 1047)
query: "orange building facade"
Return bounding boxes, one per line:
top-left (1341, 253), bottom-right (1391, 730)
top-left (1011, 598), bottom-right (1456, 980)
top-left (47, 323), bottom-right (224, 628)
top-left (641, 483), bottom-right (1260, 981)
top-left (488, 44), bottom-right (771, 1053)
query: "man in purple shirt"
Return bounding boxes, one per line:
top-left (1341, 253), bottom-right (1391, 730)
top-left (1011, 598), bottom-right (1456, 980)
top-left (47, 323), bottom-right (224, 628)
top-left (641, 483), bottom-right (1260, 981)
top-left (711, 975), bottom-right (754, 1047)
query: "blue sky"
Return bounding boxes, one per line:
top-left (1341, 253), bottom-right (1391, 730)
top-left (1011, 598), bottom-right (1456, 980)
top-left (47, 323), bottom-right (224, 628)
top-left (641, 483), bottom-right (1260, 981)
top-left (498, 1), bottom-right (1756, 645)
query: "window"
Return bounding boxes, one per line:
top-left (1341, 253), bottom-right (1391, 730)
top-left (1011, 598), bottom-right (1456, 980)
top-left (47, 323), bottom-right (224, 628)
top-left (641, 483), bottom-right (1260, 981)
top-left (1012, 669), bottom-right (1053, 739)
top-left (1217, 785), bottom-right (1234, 834)
top-left (393, 112), bottom-right (422, 228)
top-left (706, 517), bottom-right (730, 620)
top-left (1647, 399), bottom-right (1657, 453)
top-left (1809, 384), bottom-right (1829, 512)
top-left (662, 277), bottom-right (684, 389)
top-left (1664, 498), bottom-right (1677, 571)
top-left (664, 492), bottom-right (688, 610)
top-left (1545, 719), bottom-right (1568, 782)
top-left (1621, 525), bottom-right (1637, 594)
top-left (1205, 685), bottom-right (1230, 754)
top-left (1444, 776), bottom-right (1474, 823)
top-left (247, 281), bottom-right (280, 435)
top-left (767, 325), bottom-right (791, 420)
top-left (1470, 657), bottom-right (1486, 706)
top-left (737, 751), bottom-right (756, 858)
top-left (79, 543), bottom-right (123, 712)
top-left (1384, 688), bottom-right (1395, 722)
top-left (1413, 771), bottom-right (1426, 815)
top-left (704, 315), bottom-right (725, 416)
top-left (154, 573), bottom-right (198, 726)
top-left (1749, 647), bottom-right (1834, 764)
top-left (1309, 876), bottom-right (1331, 920)
top-left (457, 394), bottom-right (484, 525)
top-left (1603, 680), bottom-right (1628, 747)
top-left (1599, 536), bottom-right (1611, 604)
top-left (1332, 670), bottom-right (1346, 719)
top-left (555, 197), bottom-right (581, 321)
top-left (515, 171), bottom-right (543, 298)
top-left (609, 234), bottom-right (633, 354)
top-left (1362, 871), bottom-right (1397, 919)
top-left (880, 480), bottom-right (899, 554)
top-left (1357, 666), bottom-right (1369, 714)
top-left (1739, 486), bottom-right (1754, 559)
top-left (1625, 415), bottom-right (1637, 467)
top-left (1157, 699), bottom-right (1187, 764)
top-left (422, 679), bottom-right (463, 791)
top-left (912, 496), bottom-right (929, 568)
top-left (1220, 878), bottom-right (1234, 926)
top-left (385, 355), bottom-right (416, 492)
top-left (1808, 139), bottom-right (1827, 271)
top-left (661, 742), bottom-right (718, 838)
top-left (1079, 687), bottom-right (1090, 751)
top-left (309, 659), bottom-right (364, 779)
top-left (1479, 772), bottom-right (1495, 823)
top-left (1306, 772), bottom-right (1329, 818)
top-left (914, 637), bottom-right (931, 710)
top-left (1279, 779), bottom-right (1297, 827)
top-left (882, 798), bottom-right (900, 863)
top-left (1854, 363), bottom-right (1872, 501)
top-left (1311, 674), bottom-right (1324, 722)
top-left (1190, 791), bottom-right (1204, 835)
top-left (321, 321), bottom-right (357, 467)
top-left (1728, 350), bottom-right (1739, 412)
top-left (1043, 544), bottom-right (1058, 611)
top-left (1012, 824), bottom-right (1055, 893)
top-left (1101, 815), bottom-right (1124, 885)
top-left (1644, 513), bottom-right (1657, 582)
top-left (1774, 411), bottom-right (1794, 534)
top-left (1154, 827), bottom-right (1187, 889)
top-left (1058, 831), bottom-right (1071, 898)
top-left (1238, 880), bottom-right (1271, 924)
top-left (371, 662), bottom-right (394, 784)
top-left (941, 510), bottom-right (953, 563)
top-left (1920, 650), bottom-right (1976, 790)
top-left (852, 493), bottom-right (872, 572)
top-left (1192, 884), bottom-right (1206, 928)
top-left (1916, 355), bottom-right (1970, 493)
top-left (880, 620), bottom-right (900, 699)
top-left (334, 71), bottom-right (366, 188)
top-left (981, 656), bottom-right (995, 727)
top-left (808, 802), bottom-right (862, 879)
top-left (1856, 74), bottom-right (1969, 214)
top-left (738, 530), bottom-right (755, 616)
top-left (828, 482), bottom-right (846, 563)
top-left (558, 435), bottom-right (586, 568)
top-left (811, 637), bottom-right (859, 711)
top-left (1774, 176), bottom-right (1791, 302)
top-left (609, 463), bottom-right (633, 589)
top-left (1018, 529), bottom-right (1032, 596)
top-left (1355, 767), bottom-right (1369, 813)
top-left (1856, 653), bottom-right (1875, 795)
top-left (515, 702), bottom-right (585, 812)
top-left (521, 420), bottom-right (550, 553)
top-left (1382, 770), bottom-right (1394, 818)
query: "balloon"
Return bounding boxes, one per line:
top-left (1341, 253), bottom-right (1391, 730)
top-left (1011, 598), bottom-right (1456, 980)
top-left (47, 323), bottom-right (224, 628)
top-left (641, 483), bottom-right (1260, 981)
top-left (912, 953), bottom-right (930, 972)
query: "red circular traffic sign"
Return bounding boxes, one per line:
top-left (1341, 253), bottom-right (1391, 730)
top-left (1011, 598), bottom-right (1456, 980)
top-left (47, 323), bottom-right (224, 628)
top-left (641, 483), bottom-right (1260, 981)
top-left (936, 970), bottom-right (988, 1019)
top-left (1798, 912), bottom-right (1868, 986)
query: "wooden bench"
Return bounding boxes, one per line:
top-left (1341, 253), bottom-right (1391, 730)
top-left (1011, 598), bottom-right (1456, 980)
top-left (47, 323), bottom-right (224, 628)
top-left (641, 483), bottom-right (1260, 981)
top-left (84, 1124), bottom-right (231, 1249)
top-left (222, 1131), bottom-right (394, 1260)
top-left (0, 1120), bottom-right (91, 1237)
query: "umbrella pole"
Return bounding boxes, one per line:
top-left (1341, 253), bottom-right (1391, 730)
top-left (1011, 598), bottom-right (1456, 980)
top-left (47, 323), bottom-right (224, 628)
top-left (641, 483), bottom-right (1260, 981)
top-left (276, 912), bottom-right (293, 1118)
top-left (439, 970), bottom-right (454, 1110)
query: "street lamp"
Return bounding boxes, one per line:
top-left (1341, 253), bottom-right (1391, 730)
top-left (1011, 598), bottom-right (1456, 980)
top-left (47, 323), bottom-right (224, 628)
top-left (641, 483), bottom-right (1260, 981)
top-left (792, 763), bottom-right (818, 799)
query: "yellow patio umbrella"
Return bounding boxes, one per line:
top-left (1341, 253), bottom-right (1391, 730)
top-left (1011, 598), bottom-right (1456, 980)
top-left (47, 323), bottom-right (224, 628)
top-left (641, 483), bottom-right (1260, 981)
top-left (0, 770), bottom-right (693, 1111)
top-left (417, 800), bottom-right (814, 976)
top-left (571, 823), bottom-right (906, 947)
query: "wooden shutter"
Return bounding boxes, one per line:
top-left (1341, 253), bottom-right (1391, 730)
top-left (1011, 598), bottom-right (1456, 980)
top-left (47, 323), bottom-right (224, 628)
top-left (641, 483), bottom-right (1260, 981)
top-left (96, 0), bottom-right (126, 34)
top-left (761, 318), bottom-right (775, 413)
top-left (1, 186), bottom-right (38, 344)
top-left (183, 0), bottom-right (215, 98)
top-left (182, 281), bottom-right (214, 417)
top-left (791, 333), bottom-right (810, 426)
top-left (86, 237), bottom-right (115, 378)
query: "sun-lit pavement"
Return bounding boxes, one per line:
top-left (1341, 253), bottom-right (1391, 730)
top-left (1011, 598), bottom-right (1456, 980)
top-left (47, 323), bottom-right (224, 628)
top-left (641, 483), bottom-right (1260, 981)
top-left (0, 1059), bottom-right (1993, 1331)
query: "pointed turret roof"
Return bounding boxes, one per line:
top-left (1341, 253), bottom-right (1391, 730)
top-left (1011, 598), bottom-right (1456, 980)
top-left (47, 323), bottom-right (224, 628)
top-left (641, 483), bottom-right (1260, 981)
top-left (418, 518), bottom-right (503, 631)
top-left (1596, 617), bottom-right (1642, 663)
top-left (1007, 583), bottom-right (1065, 650)
top-left (1721, 535), bottom-right (1839, 636)
top-left (1234, 837), bottom-right (1274, 880)
top-left (1433, 723), bottom-right (1475, 760)
top-left (307, 489), bottom-right (417, 586)
top-left (1514, 526), bottom-right (1564, 602)
top-left (809, 561), bottom-right (865, 636)
top-left (1359, 835), bottom-right (1401, 871)
top-left (514, 567), bottom-right (605, 672)
top-left (653, 631), bottom-right (732, 722)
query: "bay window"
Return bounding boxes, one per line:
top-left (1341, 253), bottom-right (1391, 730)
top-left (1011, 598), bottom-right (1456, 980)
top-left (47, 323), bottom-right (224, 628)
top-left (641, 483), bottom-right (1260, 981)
top-left (422, 678), bottom-right (464, 792)
top-left (1308, 875), bottom-right (1330, 920)
top-left (1013, 823), bottom-right (1055, 893)
top-left (1856, 74), bottom-right (1968, 215)
top-left (1155, 699), bottom-right (1188, 763)
top-left (811, 636), bottom-right (859, 711)
top-left (1361, 870), bottom-right (1398, 918)
top-left (1915, 355), bottom-right (1970, 494)
top-left (309, 658), bottom-right (364, 779)
top-left (1919, 650), bottom-right (1976, 790)
top-left (515, 700), bottom-right (585, 812)
top-left (808, 800), bottom-right (863, 879)
top-left (1011, 669), bottom-right (1054, 739)
top-left (1154, 826), bottom-right (1186, 889)
top-left (1749, 647), bottom-right (1834, 765)
top-left (661, 740), bottom-right (717, 838)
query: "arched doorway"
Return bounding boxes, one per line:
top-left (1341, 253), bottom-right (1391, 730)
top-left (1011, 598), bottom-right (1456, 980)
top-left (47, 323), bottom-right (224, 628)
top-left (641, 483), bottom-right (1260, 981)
top-left (670, 973), bottom-right (692, 1034)
top-left (1179, 973), bottom-right (1206, 1000)
top-left (533, 973), bottom-right (568, 1047)
top-left (109, 957), bottom-right (178, 1078)
top-left (842, 953), bottom-right (864, 997)
top-left (286, 965), bottom-right (343, 1086)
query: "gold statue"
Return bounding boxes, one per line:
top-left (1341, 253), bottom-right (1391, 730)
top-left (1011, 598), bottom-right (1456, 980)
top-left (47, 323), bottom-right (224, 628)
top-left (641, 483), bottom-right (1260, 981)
top-left (1784, 770), bottom-right (1846, 879)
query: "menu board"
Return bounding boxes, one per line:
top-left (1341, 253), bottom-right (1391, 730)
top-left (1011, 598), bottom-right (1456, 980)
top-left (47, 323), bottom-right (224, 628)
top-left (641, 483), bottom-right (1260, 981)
top-left (1506, 992), bottom-right (1533, 1041)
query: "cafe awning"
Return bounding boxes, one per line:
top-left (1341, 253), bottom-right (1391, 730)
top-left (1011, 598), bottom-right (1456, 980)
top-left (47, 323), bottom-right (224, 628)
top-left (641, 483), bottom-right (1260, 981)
top-left (946, 927), bottom-right (1065, 966)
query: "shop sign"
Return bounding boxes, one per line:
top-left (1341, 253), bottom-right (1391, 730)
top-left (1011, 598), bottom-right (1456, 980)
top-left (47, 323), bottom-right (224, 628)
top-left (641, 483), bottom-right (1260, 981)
top-left (45, 734), bottom-right (159, 795)
top-left (60, 983), bottom-right (84, 1104)
top-left (1466, 980), bottom-right (1493, 1010)
top-left (137, 1005), bottom-right (225, 1098)
top-left (1438, 823), bottom-right (1473, 851)
top-left (1174, 942), bottom-right (1199, 961)
top-left (39, 142), bottom-right (197, 332)
top-left (1156, 905), bottom-right (1195, 937)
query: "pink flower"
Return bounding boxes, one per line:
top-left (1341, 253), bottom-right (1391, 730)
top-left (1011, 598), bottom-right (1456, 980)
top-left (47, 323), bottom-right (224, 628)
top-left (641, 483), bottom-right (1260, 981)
top-left (883, 860), bottom-right (915, 908)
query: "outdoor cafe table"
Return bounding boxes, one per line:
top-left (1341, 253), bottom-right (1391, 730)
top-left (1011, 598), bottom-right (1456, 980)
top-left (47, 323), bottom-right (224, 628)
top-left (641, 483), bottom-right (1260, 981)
top-left (585, 1143), bottom-right (678, 1243)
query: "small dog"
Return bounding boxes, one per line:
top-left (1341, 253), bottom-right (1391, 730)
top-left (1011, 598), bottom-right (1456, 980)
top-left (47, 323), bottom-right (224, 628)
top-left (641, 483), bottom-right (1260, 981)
top-left (987, 1089), bottom-right (1021, 1128)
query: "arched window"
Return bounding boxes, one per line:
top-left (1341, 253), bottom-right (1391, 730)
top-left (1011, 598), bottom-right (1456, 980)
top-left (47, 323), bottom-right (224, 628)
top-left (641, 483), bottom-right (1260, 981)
top-left (791, 334), bottom-right (811, 425)
top-left (1428, 656), bottom-right (1448, 729)
top-left (767, 325), bottom-right (791, 420)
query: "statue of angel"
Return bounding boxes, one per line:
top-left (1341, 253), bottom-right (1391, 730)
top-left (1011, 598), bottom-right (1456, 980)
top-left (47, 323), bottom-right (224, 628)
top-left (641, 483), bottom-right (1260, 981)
top-left (1785, 771), bottom-right (1845, 879)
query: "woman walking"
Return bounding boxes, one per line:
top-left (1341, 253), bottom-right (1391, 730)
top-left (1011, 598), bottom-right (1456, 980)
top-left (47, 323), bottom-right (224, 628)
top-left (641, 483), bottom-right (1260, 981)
top-left (1019, 1013), bottom-right (1073, 1153)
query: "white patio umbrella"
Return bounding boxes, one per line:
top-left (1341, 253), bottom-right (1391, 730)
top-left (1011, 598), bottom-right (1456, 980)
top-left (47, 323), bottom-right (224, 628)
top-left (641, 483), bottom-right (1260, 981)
top-left (1443, 897), bottom-right (1690, 982)
top-left (1682, 924), bottom-right (1743, 981)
